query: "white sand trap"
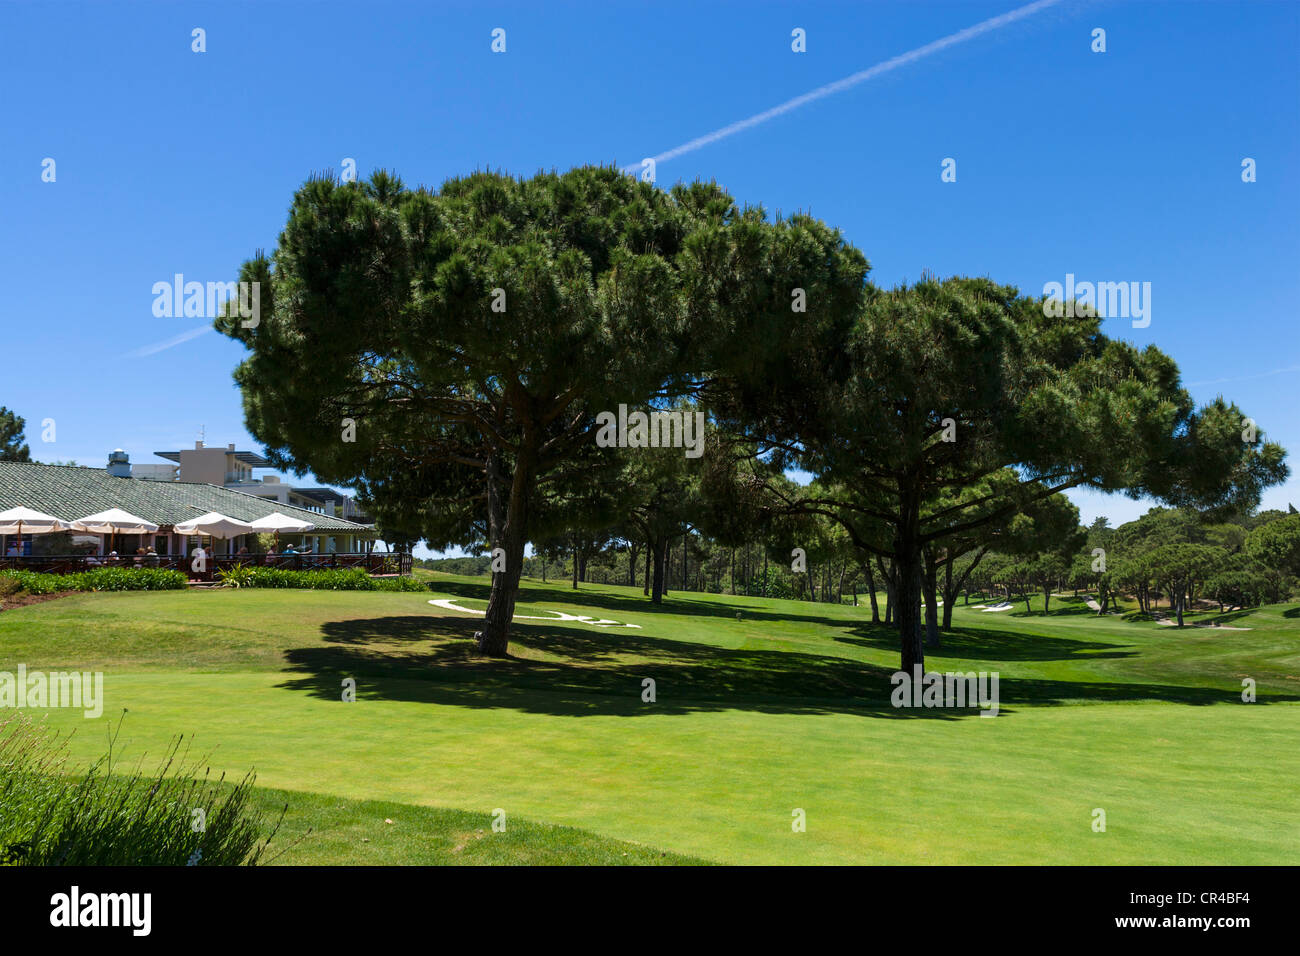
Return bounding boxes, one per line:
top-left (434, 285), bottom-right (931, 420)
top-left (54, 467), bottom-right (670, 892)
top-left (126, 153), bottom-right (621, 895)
top-left (428, 598), bottom-right (641, 628)
top-left (1085, 599), bottom-right (1102, 611)
top-left (980, 602), bottom-right (1014, 612)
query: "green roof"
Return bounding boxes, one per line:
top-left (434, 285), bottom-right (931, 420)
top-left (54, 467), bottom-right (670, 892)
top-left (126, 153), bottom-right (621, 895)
top-left (0, 461), bottom-right (372, 534)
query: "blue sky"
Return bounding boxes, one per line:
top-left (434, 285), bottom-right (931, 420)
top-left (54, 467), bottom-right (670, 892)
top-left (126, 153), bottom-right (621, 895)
top-left (3, 0), bottom-right (1297, 554)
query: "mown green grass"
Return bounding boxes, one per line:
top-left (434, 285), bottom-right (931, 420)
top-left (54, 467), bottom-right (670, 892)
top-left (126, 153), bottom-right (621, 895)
top-left (238, 784), bottom-right (704, 865)
top-left (1, 575), bottom-right (1297, 864)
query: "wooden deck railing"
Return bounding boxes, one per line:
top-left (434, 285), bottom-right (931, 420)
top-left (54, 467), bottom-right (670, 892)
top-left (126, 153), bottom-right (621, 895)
top-left (0, 552), bottom-right (413, 579)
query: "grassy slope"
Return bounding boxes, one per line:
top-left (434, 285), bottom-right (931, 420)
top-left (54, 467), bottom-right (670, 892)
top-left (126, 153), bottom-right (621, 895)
top-left (1, 577), bottom-right (1297, 864)
top-left (242, 786), bottom-right (703, 865)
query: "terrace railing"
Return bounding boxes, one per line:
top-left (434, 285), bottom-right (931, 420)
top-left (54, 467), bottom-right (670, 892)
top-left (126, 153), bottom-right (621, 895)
top-left (0, 552), bottom-right (413, 580)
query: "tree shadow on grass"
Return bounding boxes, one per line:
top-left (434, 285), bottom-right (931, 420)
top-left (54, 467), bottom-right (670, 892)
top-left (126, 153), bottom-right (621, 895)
top-left (1119, 610), bottom-right (1161, 625)
top-left (283, 615), bottom-right (921, 718)
top-left (1118, 607), bottom-right (1263, 628)
top-left (834, 623), bottom-right (1136, 663)
top-left (1194, 608), bottom-right (1263, 626)
top-left (272, 613), bottom-right (1299, 718)
top-left (1035, 602), bottom-right (1107, 618)
top-left (981, 603), bottom-right (1102, 621)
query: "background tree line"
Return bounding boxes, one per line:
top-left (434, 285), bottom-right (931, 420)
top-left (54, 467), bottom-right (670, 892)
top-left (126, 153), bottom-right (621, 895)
top-left (419, 497), bottom-right (1300, 634)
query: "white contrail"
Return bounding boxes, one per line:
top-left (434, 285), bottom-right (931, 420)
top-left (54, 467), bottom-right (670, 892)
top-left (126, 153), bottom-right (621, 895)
top-left (126, 323), bottom-right (213, 358)
top-left (1187, 364), bottom-right (1300, 388)
top-left (624, 0), bottom-right (1066, 171)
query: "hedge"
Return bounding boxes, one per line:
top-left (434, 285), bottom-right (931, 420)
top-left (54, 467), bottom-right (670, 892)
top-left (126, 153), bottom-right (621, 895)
top-left (216, 565), bottom-right (428, 592)
top-left (0, 566), bottom-right (424, 595)
top-left (0, 567), bottom-right (188, 594)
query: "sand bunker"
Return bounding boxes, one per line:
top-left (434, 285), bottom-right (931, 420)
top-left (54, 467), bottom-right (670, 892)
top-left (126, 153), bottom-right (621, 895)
top-left (428, 598), bottom-right (641, 628)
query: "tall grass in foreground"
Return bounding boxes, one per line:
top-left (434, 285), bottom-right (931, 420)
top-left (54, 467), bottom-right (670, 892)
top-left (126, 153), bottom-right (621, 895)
top-left (0, 714), bottom-right (300, 865)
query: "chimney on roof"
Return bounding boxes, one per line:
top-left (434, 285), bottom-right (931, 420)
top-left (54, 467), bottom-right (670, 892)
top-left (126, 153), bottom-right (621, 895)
top-left (107, 449), bottom-right (131, 478)
top-left (227, 443), bottom-right (236, 452)
top-left (195, 440), bottom-right (204, 450)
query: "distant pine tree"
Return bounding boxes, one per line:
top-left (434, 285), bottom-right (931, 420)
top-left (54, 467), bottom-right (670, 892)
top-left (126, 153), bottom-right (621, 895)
top-left (0, 407), bottom-right (31, 462)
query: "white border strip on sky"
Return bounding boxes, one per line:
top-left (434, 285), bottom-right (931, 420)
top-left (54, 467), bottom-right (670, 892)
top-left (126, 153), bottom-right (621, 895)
top-left (623, 0), bottom-right (1066, 172)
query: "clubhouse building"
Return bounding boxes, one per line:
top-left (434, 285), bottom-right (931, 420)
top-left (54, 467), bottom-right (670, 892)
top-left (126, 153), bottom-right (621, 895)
top-left (0, 450), bottom-right (395, 575)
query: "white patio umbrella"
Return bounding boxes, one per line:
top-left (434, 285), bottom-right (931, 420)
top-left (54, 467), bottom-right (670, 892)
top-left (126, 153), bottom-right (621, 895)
top-left (0, 506), bottom-right (72, 557)
top-left (173, 511), bottom-right (256, 559)
top-left (173, 511), bottom-right (256, 538)
top-left (249, 512), bottom-right (315, 550)
top-left (71, 508), bottom-right (160, 555)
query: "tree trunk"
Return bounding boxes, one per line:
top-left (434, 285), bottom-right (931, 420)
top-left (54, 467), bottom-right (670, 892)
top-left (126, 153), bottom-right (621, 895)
top-left (479, 454), bottom-right (530, 657)
top-left (865, 560), bottom-right (880, 624)
top-left (644, 540), bottom-right (651, 596)
top-left (628, 542), bottom-right (638, 587)
top-left (897, 546), bottom-right (924, 673)
top-left (923, 550), bottom-right (940, 649)
top-left (941, 556), bottom-right (955, 631)
top-left (877, 556), bottom-right (894, 625)
top-left (895, 492), bottom-right (924, 673)
top-left (651, 536), bottom-right (667, 604)
top-left (682, 533), bottom-right (688, 592)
